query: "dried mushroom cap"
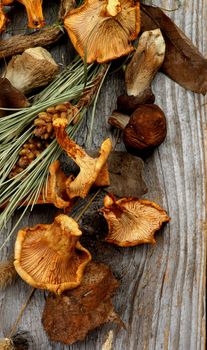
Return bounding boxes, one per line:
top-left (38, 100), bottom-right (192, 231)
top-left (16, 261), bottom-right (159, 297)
top-left (17, 0), bottom-right (45, 28)
top-left (53, 117), bottom-right (112, 199)
top-left (101, 194), bottom-right (170, 246)
top-left (64, 0), bottom-right (140, 63)
top-left (42, 262), bottom-right (120, 345)
top-left (14, 214), bottom-right (91, 294)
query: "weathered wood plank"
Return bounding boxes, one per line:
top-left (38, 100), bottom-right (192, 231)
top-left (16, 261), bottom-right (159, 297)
top-left (0, 1), bottom-right (206, 349)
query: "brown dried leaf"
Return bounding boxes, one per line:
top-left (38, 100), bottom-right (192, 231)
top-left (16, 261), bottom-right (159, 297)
top-left (42, 262), bottom-right (120, 345)
top-left (140, 4), bottom-right (207, 94)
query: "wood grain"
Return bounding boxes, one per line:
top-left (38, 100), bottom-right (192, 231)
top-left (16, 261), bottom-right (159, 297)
top-left (0, 1), bottom-right (206, 349)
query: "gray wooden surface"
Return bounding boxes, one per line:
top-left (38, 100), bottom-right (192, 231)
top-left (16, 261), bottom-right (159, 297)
top-left (0, 1), bottom-right (206, 349)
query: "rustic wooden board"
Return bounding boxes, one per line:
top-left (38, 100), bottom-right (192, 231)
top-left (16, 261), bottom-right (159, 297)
top-left (0, 1), bottom-right (206, 349)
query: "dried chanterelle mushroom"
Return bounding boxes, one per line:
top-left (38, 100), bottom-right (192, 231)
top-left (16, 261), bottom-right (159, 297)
top-left (0, 3), bottom-right (7, 34)
top-left (14, 215), bottom-right (91, 294)
top-left (2, 0), bottom-right (45, 28)
top-left (101, 194), bottom-right (170, 246)
top-left (53, 116), bottom-right (112, 199)
top-left (42, 262), bottom-right (120, 345)
top-left (64, 0), bottom-right (140, 63)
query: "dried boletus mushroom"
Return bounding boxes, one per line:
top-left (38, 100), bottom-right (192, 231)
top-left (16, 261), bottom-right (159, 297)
top-left (14, 214), bottom-right (91, 294)
top-left (42, 262), bottom-right (120, 345)
top-left (5, 47), bottom-right (59, 94)
top-left (109, 104), bottom-right (167, 158)
top-left (123, 104), bottom-right (167, 158)
top-left (53, 117), bottom-right (112, 199)
top-left (117, 29), bottom-right (165, 115)
top-left (101, 194), bottom-right (170, 246)
top-left (64, 0), bottom-right (140, 63)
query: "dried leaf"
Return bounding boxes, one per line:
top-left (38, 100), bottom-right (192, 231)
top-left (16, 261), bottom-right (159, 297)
top-left (42, 262), bottom-right (120, 345)
top-left (140, 4), bottom-right (207, 94)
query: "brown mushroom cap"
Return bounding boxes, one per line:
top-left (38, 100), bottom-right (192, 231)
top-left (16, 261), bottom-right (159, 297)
top-left (64, 0), bottom-right (140, 63)
top-left (14, 214), bottom-right (91, 294)
top-left (101, 194), bottom-right (170, 246)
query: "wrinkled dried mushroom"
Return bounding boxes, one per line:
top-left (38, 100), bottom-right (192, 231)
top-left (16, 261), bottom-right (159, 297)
top-left (36, 160), bottom-right (72, 209)
top-left (17, 0), bottom-right (45, 28)
top-left (53, 116), bottom-right (112, 199)
top-left (101, 194), bottom-right (170, 246)
top-left (5, 47), bottom-right (59, 94)
top-left (64, 0), bottom-right (140, 63)
top-left (14, 214), bottom-right (91, 294)
top-left (42, 262), bottom-right (120, 345)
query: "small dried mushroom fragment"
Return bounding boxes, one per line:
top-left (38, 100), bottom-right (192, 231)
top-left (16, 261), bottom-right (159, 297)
top-left (14, 215), bottom-right (91, 294)
top-left (109, 104), bottom-right (167, 158)
top-left (64, 0), bottom-right (140, 63)
top-left (53, 117), bottom-right (112, 199)
top-left (42, 262), bottom-right (120, 345)
top-left (117, 29), bottom-right (165, 115)
top-left (0, 78), bottom-right (29, 117)
top-left (101, 194), bottom-right (170, 246)
top-left (5, 47), bottom-right (59, 94)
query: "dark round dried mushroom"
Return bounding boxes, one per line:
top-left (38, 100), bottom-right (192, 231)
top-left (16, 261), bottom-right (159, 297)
top-left (117, 87), bottom-right (155, 115)
top-left (123, 104), bottom-right (167, 158)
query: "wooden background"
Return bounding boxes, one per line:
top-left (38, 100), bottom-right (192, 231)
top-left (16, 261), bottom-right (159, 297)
top-left (0, 1), bottom-right (206, 349)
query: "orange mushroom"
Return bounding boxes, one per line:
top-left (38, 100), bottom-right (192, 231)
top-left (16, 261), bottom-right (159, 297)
top-left (14, 214), bottom-right (91, 294)
top-left (101, 194), bottom-right (170, 246)
top-left (53, 116), bottom-right (112, 199)
top-left (17, 0), bottom-right (45, 28)
top-left (0, 4), bottom-right (7, 34)
top-left (64, 0), bottom-right (140, 63)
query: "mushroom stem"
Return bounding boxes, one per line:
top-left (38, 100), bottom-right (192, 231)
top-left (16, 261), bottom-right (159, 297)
top-left (125, 29), bottom-right (166, 96)
top-left (106, 0), bottom-right (121, 17)
top-left (17, 0), bottom-right (45, 29)
top-left (108, 111), bottom-right (130, 129)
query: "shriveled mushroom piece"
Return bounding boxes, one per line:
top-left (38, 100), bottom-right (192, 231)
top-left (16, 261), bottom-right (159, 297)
top-left (64, 0), bottom-right (140, 63)
top-left (14, 214), bottom-right (91, 294)
top-left (53, 117), bottom-right (112, 199)
top-left (5, 47), bottom-right (59, 94)
top-left (101, 194), bottom-right (170, 246)
top-left (37, 160), bottom-right (72, 209)
top-left (0, 4), bottom-right (7, 34)
top-left (42, 262), bottom-right (120, 345)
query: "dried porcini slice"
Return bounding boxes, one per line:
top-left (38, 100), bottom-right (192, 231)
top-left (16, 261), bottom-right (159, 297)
top-left (53, 117), bottom-right (112, 199)
top-left (101, 194), bottom-right (170, 246)
top-left (42, 262), bottom-right (120, 345)
top-left (64, 0), bottom-right (140, 63)
top-left (14, 214), bottom-right (91, 294)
